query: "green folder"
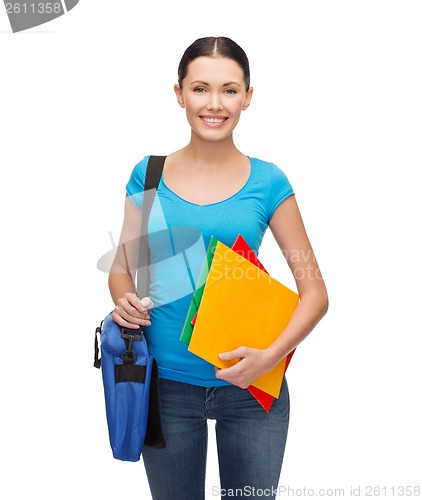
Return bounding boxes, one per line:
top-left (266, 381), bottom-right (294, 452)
top-left (180, 235), bottom-right (219, 345)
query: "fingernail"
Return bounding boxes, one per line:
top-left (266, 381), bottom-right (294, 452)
top-left (140, 297), bottom-right (152, 308)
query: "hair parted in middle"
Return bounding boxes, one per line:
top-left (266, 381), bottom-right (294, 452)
top-left (177, 36), bottom-right (250, 91)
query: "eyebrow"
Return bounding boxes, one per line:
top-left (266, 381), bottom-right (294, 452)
top-left (190, 80), bottom-right (241, 87)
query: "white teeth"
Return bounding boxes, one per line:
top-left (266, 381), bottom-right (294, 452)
top-left (203, 117), bottom-right (225, 123)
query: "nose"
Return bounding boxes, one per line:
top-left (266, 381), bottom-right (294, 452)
top-left (206, 92), bottom-right (223, 112)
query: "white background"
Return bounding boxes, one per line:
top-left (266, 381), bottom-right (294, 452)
top-left (1, 1), bottom-right (421, 498)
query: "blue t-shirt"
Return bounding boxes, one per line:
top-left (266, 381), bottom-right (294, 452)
top-left (126, 155), bottom-right (294, 387)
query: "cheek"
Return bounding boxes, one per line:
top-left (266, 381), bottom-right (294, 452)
top-left (226, 99), bottom-right (245, 116)
top-left (186, 98), bottom-right (201, 111)
top-left (183, 103), bottom-right (200, 127)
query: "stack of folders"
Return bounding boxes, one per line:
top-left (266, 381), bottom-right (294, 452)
top-left (180, 234), bottom-right (299, 411)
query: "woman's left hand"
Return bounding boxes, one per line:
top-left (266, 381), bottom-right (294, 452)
top-left (214, 346), bottom-right (277, 389)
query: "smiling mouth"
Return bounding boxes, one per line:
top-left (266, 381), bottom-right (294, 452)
top-left (200, 116), bottom-right (229, 125)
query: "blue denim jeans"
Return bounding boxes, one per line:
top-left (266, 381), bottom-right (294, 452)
top-left (142, 377), bottom-right (290, 499)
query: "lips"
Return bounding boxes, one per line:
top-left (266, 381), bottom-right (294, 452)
top-left (199, 115), bottom-right (229, 127)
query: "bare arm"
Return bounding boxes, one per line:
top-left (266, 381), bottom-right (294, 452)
top-left (108, 194), bottom-right (152, 329)
top-left (265, 195), bottom-right (329, 364)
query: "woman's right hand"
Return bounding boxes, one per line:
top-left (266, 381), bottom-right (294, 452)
top-left (111, 293), bottom-right (153, 329)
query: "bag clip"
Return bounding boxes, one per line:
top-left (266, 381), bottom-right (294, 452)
top-left (120, 327), bottom-right (144, 364)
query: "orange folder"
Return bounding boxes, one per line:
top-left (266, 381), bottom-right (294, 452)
top-left (183, 235), bottom-right (277, 410)
top-left (188, 240), bottom-right (299, 399)
top-left (190, 235), bottom-right (278, 410)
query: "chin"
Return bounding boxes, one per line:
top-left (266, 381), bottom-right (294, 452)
top-left (194, 130), bottom-right (232, 143)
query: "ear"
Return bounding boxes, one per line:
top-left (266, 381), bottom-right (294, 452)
top-left (242, 87), bottom-right (254, 111)
top-left (174, 84), bottom-right (185, 108)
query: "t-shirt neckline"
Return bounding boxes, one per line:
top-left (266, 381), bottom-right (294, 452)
top-left (160, 156), bottom-right (254, 207)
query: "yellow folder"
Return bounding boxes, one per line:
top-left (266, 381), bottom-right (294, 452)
top-left (188, 240), bottom-right (299, 398)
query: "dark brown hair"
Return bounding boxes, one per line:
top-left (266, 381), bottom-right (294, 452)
top-left (177, 36), bottom-right (250, 90)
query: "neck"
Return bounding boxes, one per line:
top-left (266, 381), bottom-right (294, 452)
top-left (183, 132), bottom-right (243, 166)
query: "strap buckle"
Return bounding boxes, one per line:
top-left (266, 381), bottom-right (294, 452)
top-left (120, 327), bottom-right (144, 364)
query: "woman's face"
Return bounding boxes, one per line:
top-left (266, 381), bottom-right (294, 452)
top-left (174, 56), bottom-right (253, 143)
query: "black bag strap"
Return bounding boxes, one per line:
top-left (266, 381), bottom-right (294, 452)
top-left (144, 155), bottom-right (167, 192)
top-left (136, 155), bottom-right (166, 299)
top-left (94, 323), bottom-right (103, 368)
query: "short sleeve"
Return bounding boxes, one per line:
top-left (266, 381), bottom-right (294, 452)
top-left (125, 155), bottom-right (150, 209)
top-left (267, 163), bottom-right (294, 221)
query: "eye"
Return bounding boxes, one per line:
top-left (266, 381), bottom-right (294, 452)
top-left (224, 89), bottom-right (237, 95)
top-left (194, 87), bottom-right (206, 93)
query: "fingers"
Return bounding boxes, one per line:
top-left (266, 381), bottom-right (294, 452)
top-left (218, 346), bottom-right (248, 361)
top-left (126, 293), bottom-right (153, 312)
top-left (214, 347), bottom-right (261, 389)
top-left (139, 296), bottom-right (153, 310)
top-left (214, 364), bottom-right (250, 389)
top-left (113, 293), bottom-right (153, 329)
top-left (111, 310), bottom-right (143, 329)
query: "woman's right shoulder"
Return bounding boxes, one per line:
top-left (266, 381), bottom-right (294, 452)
top-left (126, 155), bottom-right (152, 204)
top-left (129, 151), bottom-right (178, 184)
top-left (128, 155), bottom-right (153, 182)
top-left (131, 155), bottom-right (151, 175)
top-left (131, 153), bottom-right (178, 174)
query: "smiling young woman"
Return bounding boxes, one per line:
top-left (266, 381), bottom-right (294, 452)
top-left (108, 36), bottom-right (328, 500)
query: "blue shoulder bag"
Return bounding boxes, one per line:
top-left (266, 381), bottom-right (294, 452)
top-left (94, 155), bottom-right (167, 462)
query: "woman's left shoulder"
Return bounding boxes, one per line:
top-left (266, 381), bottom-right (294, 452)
top-left (249, 156), bottom-right (290, 178)
top-left (249, 156), bottom-right (274, 167)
